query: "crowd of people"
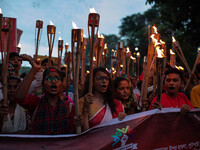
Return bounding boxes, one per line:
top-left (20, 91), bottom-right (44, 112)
top-left (0, 52), bottom-right (199, 135)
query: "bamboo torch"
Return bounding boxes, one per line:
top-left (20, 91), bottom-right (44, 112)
top-left (172, 36), bottom-right (191, 74)
top-left (141, 26), bottom-right (154, 111)
top-left (47, 21), bottom-right (56, 67)
top-left (17, 43), bottom-right (21, 54)
top-left (116, 42), bottom-right (124, 76)
top-left (136, 52), bottom-right (140, 77)
top-left (64, 43), bottom-right (69, 98)
top-left (80, 35), bottom-right (87, 87)
top-left (130, 56), bottom-right (136, 76)
top-left (71, 21), bottom-right (83, 134)
top-left (58, 36), bottom-right (63, 70)
top-left (141, 56), bottom-right (147, 110)
top-left (0, 14), bottom-right (13, 120)
top-left (170, 49), bottom-right (176, 68)
top-left (35, 20), bottom-right (43, 59)
top-left (185, 48), bottom-right (200, 91)
top-left (97, 34), bottom-right (104, 67)
top-left (87, 8), bottom-right (100, 94)
top-left (126, 47), bottom-right (131, 76)
top-left (156, 47), bottom-right (166, 103)
top-left (104, 43), bottom-right (108, 68)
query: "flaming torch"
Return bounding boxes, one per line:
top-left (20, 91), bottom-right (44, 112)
top-left (111, 49), bottom-right (117, 78)
top-left (35, 20), bottom-right (43, 59)
top-left (64, 42), bottom-right (70, 98)
top-left (170, 49), bottom-right (176, 68)
top-left (116, 42), bottom-right (124, 76)
top-left (185, 47), bottom-right (200, 91)
top-left (17, 43), bottom-right (21, 54)
top-left (0, 9), bottom-right (13, 120)
top-left (47, 20), bottom-right (56, 67)
top-left (172, 36), bottom-right (191, 74)
top-left (80, 34), bottom-right (87, 87)
top-left (87, 8), bottom-right (100, 94)
top-left (136, 52), bottom-right (140, 77)
top-left (155, 47), bottom-right (166, 103)
top-left (71, 21), bottom-right (83, 133)
top-left (103, 43), bottom-right (108, 68)
top-left (130, 56), bottom-right (136, 76)
top-left (58, 36), bottom-right (63, 70)
top-left (126, 47), bottom-right (131, 76)
top-left (97, 33), bottom-right (104, 67)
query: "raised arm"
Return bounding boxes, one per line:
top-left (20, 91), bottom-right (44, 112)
top-left (15, 54), bottom-right (41, 99)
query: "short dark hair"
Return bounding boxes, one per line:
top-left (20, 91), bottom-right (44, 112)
top-left (42, 67), bottom-right (61, 85)
top-left (9, 52), bottom-right (19, 59)
top-left (165, 68), bottom-right (183, 80)
top-left (113, 77), bottom-right (129, 90)
top-left (41, 58), bottom-right (54, 66)
top-left (8, 76), bottom-right (21, 83)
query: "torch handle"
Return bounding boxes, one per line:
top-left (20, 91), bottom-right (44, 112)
top-left (35, 27), bottom-right (41, 59)
top-left (74, 43), bottom-right (81, 134)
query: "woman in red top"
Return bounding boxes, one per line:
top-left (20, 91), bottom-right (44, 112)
top-left (14, 55), bottom-right (78, 135)
top-left (79, 67), bottom-right (126, 130)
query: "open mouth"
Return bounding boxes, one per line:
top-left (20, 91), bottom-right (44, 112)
top-left (101, 85), bottom-right (107, 90)
top-left (51, 85), bottom-right (57, 91)
top-left (169, 87), bottom-right (175, 90)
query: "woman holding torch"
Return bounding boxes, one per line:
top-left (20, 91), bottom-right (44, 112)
top-left (79, 67), bottom-right (126, 130)
top-left (14, 55), bottom-right (82, 134)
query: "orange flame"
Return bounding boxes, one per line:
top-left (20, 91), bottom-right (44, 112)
top-left (170, 49), bottom-right (175, 55)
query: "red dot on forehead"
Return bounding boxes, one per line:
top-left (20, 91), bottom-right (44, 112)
top-left (50, 68), bottom-right (57, 72)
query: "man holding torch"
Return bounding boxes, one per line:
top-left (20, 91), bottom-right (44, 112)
top-left (149, 68), bottom-right (194, 114)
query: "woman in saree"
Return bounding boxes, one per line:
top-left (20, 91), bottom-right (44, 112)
top-left (79, 67), bottom-right (126, 131)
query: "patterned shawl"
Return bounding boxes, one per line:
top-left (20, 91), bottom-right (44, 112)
top-left (32, 96), bottom-right (69, 135)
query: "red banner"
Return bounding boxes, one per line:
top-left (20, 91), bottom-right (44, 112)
top-left (0, 108), bottom-right (200, 150)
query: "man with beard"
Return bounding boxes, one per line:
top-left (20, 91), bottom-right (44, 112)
top-left (149, 68), bottom-right (194, 113)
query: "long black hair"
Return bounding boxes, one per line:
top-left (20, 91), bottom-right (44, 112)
top-left (83, 67), bottom-right (116, 113)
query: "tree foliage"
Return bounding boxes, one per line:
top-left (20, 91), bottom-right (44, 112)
top-left (119, 1), bottom-right (200, 68)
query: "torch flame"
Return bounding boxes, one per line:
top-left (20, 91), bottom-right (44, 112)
top-left (99, 34), bottom-right (104, 39)
top-left (172, 36), bottom-right (176, 43)
top-left (156, 47), bottom-right (165, 58)
top-left (17, 43), bottom-right (21, 48)
top-left (136, 52), bottom-right (140, 57)
top-left (72, 21), bottom-right (78, 29)
top-left (65, 42), bottom-right (69, 46)
top-left (126, 47), bottom-right (130, 53)
top-left (152, 25), bottom-right (158, 34)
top-left (170, 49), bottom-right (175, 55)
top-left (49, 20), bottom-right (54, 25)
top-left (93, 57), bottom-right (96, 61)
top-left (104, 43), bottom-right (107, 49)
top-left (89, 8), bottom-right (97, 13)
top-left (120, 64), bottom-right (123, 68)
top-left (175, 65), bottom-right (184, 71)
top-left (58, 36), bottom-right (62, 40)
top-left (160, 39), bottom-right (165, 44)
top-left (130, 56), bottom-right (136, 60)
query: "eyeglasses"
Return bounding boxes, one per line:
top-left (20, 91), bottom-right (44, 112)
top-left (45, 76), bottom-right (61, 82)
top-left (95, 76), bottom-right (110, 81)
